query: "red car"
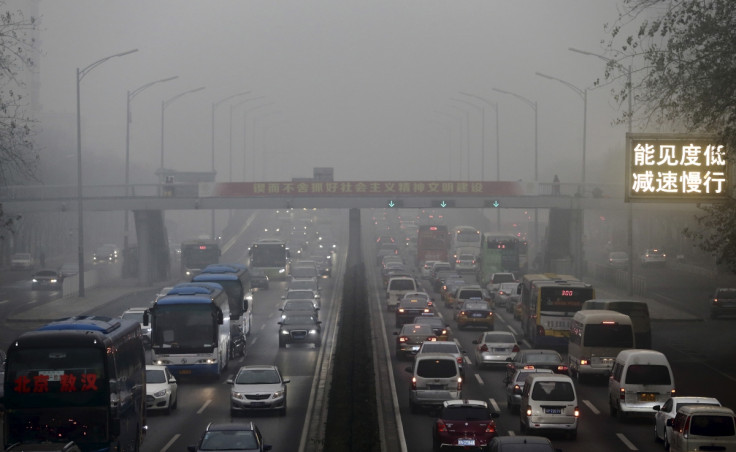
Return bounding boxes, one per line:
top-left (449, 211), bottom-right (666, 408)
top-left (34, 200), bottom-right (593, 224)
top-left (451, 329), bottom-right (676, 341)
top-left (432, 399), bottom-right (499, 451)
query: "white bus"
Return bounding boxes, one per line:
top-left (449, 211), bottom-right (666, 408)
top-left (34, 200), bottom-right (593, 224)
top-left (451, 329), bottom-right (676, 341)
top-left (450, 225), bottom-right (481, 259)
top-left (568, 309), bottom-right (634, 383)
top-left (148, 282), bottom-right (230, 379)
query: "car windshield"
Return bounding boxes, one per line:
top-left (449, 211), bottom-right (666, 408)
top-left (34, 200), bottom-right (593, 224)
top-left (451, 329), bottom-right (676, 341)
top-left (236, 369), bottom-right (281, 384)
top-left (624, 364), bottom-right (671, 385)
top-left (441, 406), bottom-right (490, 421)
top-left (416, 359), bottom-right (457, 378)
top-left (200, 430), bottom-right (258, 451)
top-left (282, 315), bottom-right (316, 325)
top-left (524, 353), bottom-right (561, 364)
top-left (531, 381), bottom-right (575, 402)
top-left (146, 369), bottom-right (167, 384)
top-left (284, 301), bottom-right (314, 310)
top-left (122, 312), bottom-right (144, 323)
top-left (286, 290), bottom-right (316, 299)
top-left (492, 274), bottom-right (515, 283)
top-left (463, 302), bottom-right (488, 310)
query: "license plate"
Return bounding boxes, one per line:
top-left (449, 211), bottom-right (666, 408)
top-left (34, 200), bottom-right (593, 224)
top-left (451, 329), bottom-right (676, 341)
top-left (544, 408), bottom-right (562, 414)
top-left (411, 346), bottom-right (420, 351)
top-left (428, 384), bottom-right (445, 390)
top-left (639, 393), bottom-right (656, 401)
top-left (179, 370), bottom-right (192, 375)
top-left (458, 439), bottom-right (475, 446)
top-left (250, 402), bottom-right (266, 407)
top-left (472, 313), bottom-right (484, 318)
top-left (493, 348), bottom-right (508, 353)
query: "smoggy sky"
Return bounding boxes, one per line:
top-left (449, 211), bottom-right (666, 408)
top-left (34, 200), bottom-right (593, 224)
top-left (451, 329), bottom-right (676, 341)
top-left (27, 0), bottom-right (634, 186)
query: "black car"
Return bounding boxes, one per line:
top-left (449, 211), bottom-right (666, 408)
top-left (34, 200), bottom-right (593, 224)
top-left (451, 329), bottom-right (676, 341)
top-left (250, 270), bottom-right (269, 290)
top-left (278, 314), bottom-right (322, 348)
top-left (31, 269), bottom-right (63, 290)
top-left (505, 349), bottom-right (568, 381)
top-left (188, 422), bottom-right (271, 452)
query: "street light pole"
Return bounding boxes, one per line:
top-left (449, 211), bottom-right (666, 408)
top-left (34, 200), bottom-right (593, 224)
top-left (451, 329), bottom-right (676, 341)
top-left (569, 47), bottom-right (635, 295)
top-left (535, 72), bottom-right (588, 187)
top-left (493, 87), bottom-right (539, 259)
top-left (76, 48), bottom-right (137, 297)
top-left (160, 86), bottom-right (206, 173)
top-left (460, 92), bottom-right (502, 230)
top-left (452, 98), bottom-right (483, 182)
top-left (449, 105), bottom-right (471, 181)
top-left (240, 102), bottom-right (274, 181)
top-left (124, 75), bottom-right (178, 253)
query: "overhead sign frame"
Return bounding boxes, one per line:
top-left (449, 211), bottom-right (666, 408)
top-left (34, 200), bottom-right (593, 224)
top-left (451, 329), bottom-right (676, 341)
top-left (625, 133), bottom-right (729, 203)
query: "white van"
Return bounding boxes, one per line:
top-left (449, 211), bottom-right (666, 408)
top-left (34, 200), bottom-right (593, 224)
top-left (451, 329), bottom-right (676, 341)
top-left (406, 353), bottom-right (463, 413)
top-left (608, 349), bottom-right (675, 419)
top-left (386, 276), bottom-right (418, 311)
top-left (669, 405), bottom-right (736, 452)
top-left (520, 373), bottom-right (579, 439)
top-left (568, 310), bottom-right (634, 383)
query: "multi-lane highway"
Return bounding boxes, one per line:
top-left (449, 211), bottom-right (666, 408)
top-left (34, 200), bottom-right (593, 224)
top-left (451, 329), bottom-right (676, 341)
top-left (2, 208), bottom-right (736, 451)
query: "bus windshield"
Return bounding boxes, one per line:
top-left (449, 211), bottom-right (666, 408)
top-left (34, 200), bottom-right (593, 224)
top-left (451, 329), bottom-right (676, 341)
top-left (251, 244), bottom-right (287, 267)
top-left (152, 304), bottom-right (217, 352)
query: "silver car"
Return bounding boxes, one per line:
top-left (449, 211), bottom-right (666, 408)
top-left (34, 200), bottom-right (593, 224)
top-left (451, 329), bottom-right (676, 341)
top-left (473, 331), bottom-right (519, 369)
top-left (504, 368), bottom-right (553, 414)
top-left (228, 365), bottom-right (290, 416)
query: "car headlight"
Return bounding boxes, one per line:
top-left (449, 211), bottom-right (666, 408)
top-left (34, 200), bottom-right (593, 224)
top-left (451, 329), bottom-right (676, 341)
top-left (308, 329), bottom-right (319, 335)
top-left (232, 391), bottom-right (245, 400)
top-left (281, 329), bottom-right (290, 335)
top-left (153, 389), bottom-right (168, 398)
top-left (272, 389), bottom-right (285, 399)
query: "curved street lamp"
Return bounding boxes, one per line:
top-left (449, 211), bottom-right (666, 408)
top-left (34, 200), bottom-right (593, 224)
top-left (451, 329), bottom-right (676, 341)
top-left (160, 86), bottom-right (206, 171)
top-left (76, 48), bottom-right (138, 297)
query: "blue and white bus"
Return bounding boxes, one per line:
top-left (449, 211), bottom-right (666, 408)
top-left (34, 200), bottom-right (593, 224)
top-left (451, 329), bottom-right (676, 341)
top-left (148, 282), bottom-right (230, 379)
top-left (193, 263), bottom-right (253, 336)
top-left (3, 316), bottom-right (147, 452)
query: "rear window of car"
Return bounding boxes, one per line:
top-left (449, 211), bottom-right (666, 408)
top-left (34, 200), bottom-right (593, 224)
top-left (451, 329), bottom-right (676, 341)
top-left (462, 301), bottom-right (488, 310)
top-left (531, 381), bottom-right (575, 402)
top-left (416, 359), bottom-right (457, 378)
top-left (483, 332), bottom-right (515, 343)
top-left (390, 279), bottom-right (416, 290)
top-left (492, 274), bottom-right (515, 283)
top-left (689, 415), bottom-right (735, 436)
top-left (420, 343), bottom-right (459, 354)
top-left (459, 290), bottom-right (484, 299)
top-left (624, 364), bottom-right (671, 385)
top-left (525, 353), bottom-right (561, 364)
top-left (441, 406), bottom-right (490, 421)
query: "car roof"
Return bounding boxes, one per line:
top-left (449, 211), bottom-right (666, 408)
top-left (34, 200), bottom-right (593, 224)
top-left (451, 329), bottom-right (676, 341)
top-left (123, 307), bottom-right (148, 313)
top-left (206, 422), bottom-right (256, 432)
top-left (491, 435), bottom-right (553, 445)
top-left (237, 364), bottom-right (278, 372)
top-left (677, 405), bottom-right (735, 416)
top-left (443, 399), bottom-right (487, 408)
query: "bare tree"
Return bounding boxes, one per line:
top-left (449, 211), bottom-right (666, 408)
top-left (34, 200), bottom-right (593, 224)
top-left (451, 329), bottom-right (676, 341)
top-left (0, 4), bottom-right (38, 238)
top-left (603, 0), bottom-right (736, 271)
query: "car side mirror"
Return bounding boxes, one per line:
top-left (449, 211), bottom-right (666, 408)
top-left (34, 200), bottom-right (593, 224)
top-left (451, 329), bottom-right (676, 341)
top-left (226, 378), bottom-right (234, 384)
top-left (283, 379), bottom-right (291, 384)
top-left (652, 405), bottom-right (661, 411)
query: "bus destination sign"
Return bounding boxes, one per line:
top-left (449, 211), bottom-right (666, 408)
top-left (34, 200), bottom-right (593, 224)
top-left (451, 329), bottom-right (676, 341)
top-left (626, 133), bottom-right (729, 203)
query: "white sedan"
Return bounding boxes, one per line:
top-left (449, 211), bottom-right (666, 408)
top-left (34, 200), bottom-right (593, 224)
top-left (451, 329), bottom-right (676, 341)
top-left (653, 396), bottom-right (721, 449)
top-left (472, 330), bottom-right (519, 369)
top-left (145, 365), bottom-right (178, 414)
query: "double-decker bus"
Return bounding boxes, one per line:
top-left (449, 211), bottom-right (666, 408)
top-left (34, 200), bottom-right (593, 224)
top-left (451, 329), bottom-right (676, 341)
top-left (450, 225), bottom-right (481, 259)
top-left (416, 225), bottom-right (450, 264)
top-left (180, 238), bottom-right (221, 278)
top-left (476, 233), bottom-right (528, 285)
top-left (519, 274), bottom-right (595, 348)
top-left (248, 238), bottom-right (290, 280)
top-left (3, 316), bottom-right (147, 452)
top-left (148, 282), bottom-right (230, 379)
top-left (192, 263), bottom-right (253, 336)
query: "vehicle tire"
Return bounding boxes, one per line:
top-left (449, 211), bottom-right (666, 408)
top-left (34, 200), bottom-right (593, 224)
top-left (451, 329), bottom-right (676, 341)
top-left (654, 425), bottom-right (661, 443)
top-left (279, 403), bottom-right (287, 417)
top-left (172, 394), bottom-right (178, 410)
top-left (165, 397), bottom-right (172, 415)
top-left (664, 435), bottom-right (670, 451)
top-left (617, 404), bottom-right (627, 420)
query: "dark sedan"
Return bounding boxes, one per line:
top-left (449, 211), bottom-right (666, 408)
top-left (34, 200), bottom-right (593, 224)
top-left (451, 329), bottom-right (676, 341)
top-left (505, 349), bottom-right (568, 381)
top-left (31, 269), bottom-right (63, 290)
top-left (278, 314), bottom-right (322, 348)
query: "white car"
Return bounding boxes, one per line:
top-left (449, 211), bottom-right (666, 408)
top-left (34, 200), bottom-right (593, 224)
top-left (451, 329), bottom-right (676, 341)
top-left (228, 365), bottom-right (290, 416)
top-left (10, 252), bottom-right (33, 270)
top-left (472, 330), bottom-right (519, 369)
top-left (653, 396), bottom-right (721, 449)
top-left (145, 365), bottom-right (178, 414)
top-left (640, 248), bottom-right (667, 267)
top-left (121, 307), bottom-right (151, 348)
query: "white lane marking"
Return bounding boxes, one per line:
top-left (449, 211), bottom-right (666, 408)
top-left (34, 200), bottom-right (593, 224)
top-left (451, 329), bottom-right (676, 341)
top-left (0, 299), bottom-right (9, 305)
top-left (197, 399), bottom-right (212, 414)
top-left (506, 324), bottom-right (518, 336)
top-left (464, 355), bottom-right (473, 366)
top-left (508, 430), bottom-right (516, 436)
top-left (616, 433), bottom-right (639, 450)
top-left (259, 323), bottom-right (266, 331)
top-left (583, 399), bottom-right (600, 415)
top-left (474, 374), bottom-right (484, 385)
top-left (160, 434), bottom-right (180, 452)
top-left (488, 398), bottom-right (501, 412)
top-left (250, 337), bottom-right (258, 347)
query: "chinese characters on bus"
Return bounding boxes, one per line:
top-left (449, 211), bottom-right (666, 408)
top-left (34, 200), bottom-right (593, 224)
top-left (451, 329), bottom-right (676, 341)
top-left (14, 372), bottom-right (99, 393)
top-left (628, 135), bottom-right (729, 202)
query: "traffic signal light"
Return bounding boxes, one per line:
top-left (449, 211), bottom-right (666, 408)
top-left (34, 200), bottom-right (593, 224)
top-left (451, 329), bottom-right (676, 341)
top-left (387, 200), bottom-right (403, 208)
top-left (431, 200), bottom-right (455, 208)
top-left (484, 199), bottom-right (501, 208)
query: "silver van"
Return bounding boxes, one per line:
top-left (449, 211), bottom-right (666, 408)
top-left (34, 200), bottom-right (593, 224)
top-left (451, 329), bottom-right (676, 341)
top-left (520, 373), bottom-right (579, 439)
top-left (669, 405), bottom-right (736, 452)
top-left (406, 353), bottom-right (462, 413)
top-left (608, 349), bottom-right (675, 419)
top-left (581, 299), bottom-right (651, 348)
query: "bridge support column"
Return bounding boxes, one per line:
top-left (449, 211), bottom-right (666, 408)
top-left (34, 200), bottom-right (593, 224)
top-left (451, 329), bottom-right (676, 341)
top-left (348, 208), bottom-right (362, 267)
top-left (133, 210), bottom-right (170, 285)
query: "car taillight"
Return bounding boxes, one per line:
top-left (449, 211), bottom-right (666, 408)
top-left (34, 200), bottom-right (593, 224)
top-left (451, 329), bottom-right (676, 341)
top-left (457, 377), bottom-right (462, 391)
top-left (557, 365), bottom-right (568, 372)
top-left (456, 259), bottom-right (461, 264)
top-left (459, 311), bottom-right (466, 316)
top-left (580, 359), bottom-right (589, 366)
top-left (574, 406), bottom-right (580, 417)
top-left (619, 387), bottom-right (625, 400)
top-left (536, 325), bottom-right (546, 336)
top-left (399, 336), bottom-right (408, 343)
top-left (423, 308), bottom-right (431, 314)
top-left (411, 377), bottom-right (417, 390)
top-left (435, 420), bottom-right (448, 433)
top-left (513, 384), bottom-right (522, 395)
top-left (457, 356), bottom-right (463, 365)
top-left (398, 308), bottom-right (405, 313)
top-left (525, 406), bottom-right (532, 416)
top-left (427, 336), bottom-right (437, 341)
top-left (512, 345), bottom-right (520, 353)
top-left (485, 422), bottom-right (496, 433)
top-left (671, 389), bottom-right (676, 396)
top-left (480, 344), bottom-right (489, 352)
top-left (441, 329), bottom-right (448, 336)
